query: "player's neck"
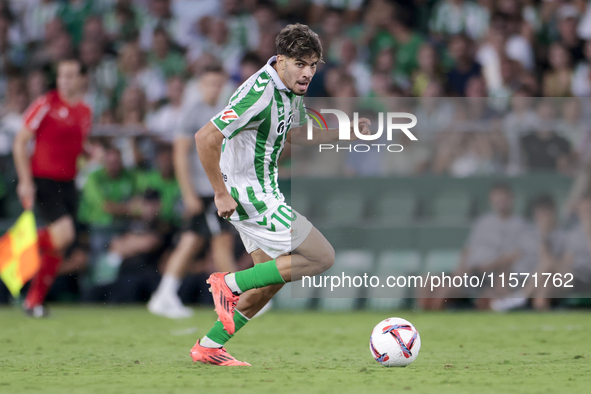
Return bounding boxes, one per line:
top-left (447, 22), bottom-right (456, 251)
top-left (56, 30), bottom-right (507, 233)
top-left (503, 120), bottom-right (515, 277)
top-left (58, 90), bottom-right (81, 106)
top-left (271, 62), bottom-right (289, 92)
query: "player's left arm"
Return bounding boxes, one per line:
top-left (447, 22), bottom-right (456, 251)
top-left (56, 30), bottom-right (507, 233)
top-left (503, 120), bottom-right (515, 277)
top-left (287, 117), bottom-right (372, 145)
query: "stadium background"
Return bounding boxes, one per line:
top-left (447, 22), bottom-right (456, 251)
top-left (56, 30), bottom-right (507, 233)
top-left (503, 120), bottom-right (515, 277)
top-left (0, 0), bottom-right (589, 308)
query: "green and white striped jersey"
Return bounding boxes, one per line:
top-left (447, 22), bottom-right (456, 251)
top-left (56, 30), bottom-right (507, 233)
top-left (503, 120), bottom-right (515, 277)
top-left (211, 56), bottom-right (307, 221)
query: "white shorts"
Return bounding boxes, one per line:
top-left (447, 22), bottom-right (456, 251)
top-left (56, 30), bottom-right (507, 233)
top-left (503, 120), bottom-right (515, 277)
top-left (230, 201), bottom-right (313, 259)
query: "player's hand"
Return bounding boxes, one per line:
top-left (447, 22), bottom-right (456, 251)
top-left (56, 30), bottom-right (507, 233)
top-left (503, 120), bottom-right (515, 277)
top-left (349, 117), bottom-right (372, 141)
top-left (17, 180), bottom-right (35, 210)
top-left (215, 192), bottom-right (237, 219)
top-left (184, 194), bottom-right (204, 216)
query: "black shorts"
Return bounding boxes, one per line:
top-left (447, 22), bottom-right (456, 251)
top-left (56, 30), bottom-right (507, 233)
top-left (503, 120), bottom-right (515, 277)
top-left (35, 177), bottom-right (78, 224)
top-left (183, 196), bottom-right (233, 238)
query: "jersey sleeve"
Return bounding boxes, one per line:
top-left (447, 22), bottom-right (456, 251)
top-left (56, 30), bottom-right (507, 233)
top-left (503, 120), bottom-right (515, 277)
top-left (210, 78), bottom-right (272, 140)
top-left (292, 96), bottom-right (309, 127)
top-left (22, 95), bottom-right (50, 133)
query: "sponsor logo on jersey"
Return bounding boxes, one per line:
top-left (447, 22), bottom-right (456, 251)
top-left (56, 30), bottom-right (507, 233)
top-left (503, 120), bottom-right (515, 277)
top-left (220, 109), bottom-right (238, 123)
top-left (276, 113), bottom-right (294, 135)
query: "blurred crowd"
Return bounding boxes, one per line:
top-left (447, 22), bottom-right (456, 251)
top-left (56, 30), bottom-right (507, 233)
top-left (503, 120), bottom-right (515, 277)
top-left (294, 96), bottom-right (591, 177)
top-left (420, 183), bottom-right (591, 311)
top-left (2, 0), bottom-right (591, 305)
top-left (0, 0), bottom-right (591, 179)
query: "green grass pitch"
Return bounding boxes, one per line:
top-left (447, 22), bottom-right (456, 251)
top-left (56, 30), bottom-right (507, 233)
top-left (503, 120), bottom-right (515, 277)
top-left (0, 306), bottom-right (590, 393)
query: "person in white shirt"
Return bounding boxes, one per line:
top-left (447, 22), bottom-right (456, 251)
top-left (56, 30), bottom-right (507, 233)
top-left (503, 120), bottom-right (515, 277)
top-left (148, 66), bottom-right (238, 319)
top-left (146, 75), bottom-right (184, 143)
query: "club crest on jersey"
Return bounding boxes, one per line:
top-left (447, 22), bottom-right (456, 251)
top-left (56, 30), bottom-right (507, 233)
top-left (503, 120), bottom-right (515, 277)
top-left (220, 109), bottom-right (238, 123)
top-left (59, 107), bottom-right (69, 118)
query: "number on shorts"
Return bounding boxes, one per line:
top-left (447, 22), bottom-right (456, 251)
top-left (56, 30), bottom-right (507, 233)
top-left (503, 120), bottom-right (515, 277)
top-left (256, 205), bottom-right (294, 232)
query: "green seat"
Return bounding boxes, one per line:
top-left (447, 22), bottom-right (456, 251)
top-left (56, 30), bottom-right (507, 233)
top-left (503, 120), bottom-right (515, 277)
top-left (366, 250), bottom-right (422, 310)
top-left (550, 190), bottom-right (569, 219)
top-left (423, 250), bottom-right (461, 274)
top-left (374, 250), bottom-right (422, 275)
top-left (318, 250), bottom-right (374, 311)
top-left (477, 191), bottom-right (526, 217)
top-left (291, 192), bottom-right (311, 218)
top-left (324, 192), bottom-right (365, 226)
top-left (372, 192), bottom-right (416, 225)
top-left (513, 192), bottom-right (528, 216)
top-left (273, 282), bottom-right (313, 310)
top-left (432, 191), bottom-right (472, 222)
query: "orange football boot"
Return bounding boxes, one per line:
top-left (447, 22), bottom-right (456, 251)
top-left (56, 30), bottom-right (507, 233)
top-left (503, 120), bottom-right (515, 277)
top-left (207, 272), bottom-right (239, 335)
top-left (190, 340), bottom-right (251, 366)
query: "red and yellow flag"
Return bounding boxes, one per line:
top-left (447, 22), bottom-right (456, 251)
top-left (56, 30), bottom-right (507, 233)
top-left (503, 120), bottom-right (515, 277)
top-left (0, 211), bottom-right (40, 297)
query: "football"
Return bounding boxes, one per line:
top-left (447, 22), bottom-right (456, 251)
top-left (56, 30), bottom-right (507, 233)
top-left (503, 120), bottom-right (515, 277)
top-left (369, 317), bottom-right (421, 367)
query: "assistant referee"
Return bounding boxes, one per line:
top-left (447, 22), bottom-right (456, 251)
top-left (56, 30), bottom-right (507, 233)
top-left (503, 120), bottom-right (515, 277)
top-left (13, 59), bottom-right (92, 317)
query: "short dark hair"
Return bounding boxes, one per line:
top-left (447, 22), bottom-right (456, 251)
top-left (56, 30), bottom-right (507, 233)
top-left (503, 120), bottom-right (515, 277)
top-left (203, 63), bottom-right (225, 75)
top-left (240, 51), bottom-right (263, 67)
top-left (59, 58), bottom-right (87, 76)
top-left (104, 144), bottom-right (121, 155)
top-left (153, 26), bottom-right (169, 38)
top-left (275, 24), bottom-right (323, 61)
top-left (490, 182), bottom-right (512, 195)
top-left (532, 194), bottom-right (556, 211)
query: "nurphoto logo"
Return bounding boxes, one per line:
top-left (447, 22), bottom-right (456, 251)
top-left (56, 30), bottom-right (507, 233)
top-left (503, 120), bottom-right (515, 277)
top-left (305, 109), bottom-right (418, 152)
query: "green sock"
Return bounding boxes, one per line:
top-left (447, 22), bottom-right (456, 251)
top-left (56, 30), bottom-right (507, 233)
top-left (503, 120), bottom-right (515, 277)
top-left (203, 310), bottom-right (249, 346)
top-left (233, 259), bottom-right (285, 293)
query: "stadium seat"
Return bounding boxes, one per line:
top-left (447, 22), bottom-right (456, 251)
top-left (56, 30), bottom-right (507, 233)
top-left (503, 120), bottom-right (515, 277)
top-left (317, 250), bottom-right (374, 311)
top-left (324, 192), bottom-right (365, 226)
top-left (512, 192), bottom-right (528, 216)
top-left (372, 192), bottom-right (417, 225)
top-left (374, 250), bottom-right (422, 274)
top-left (550, 190), bottom-right (569, 219)
top-left (477, 190), bottom-right (527, 216)
top-left (290, 193), bottom-right (311, 218)
top-left (273, 282), bottom-right (313, 310)
top-left (431, 191), bottom-right (472, 222)
top-left (422, 250), bottom-right (461, 274)
top-left (366, 250), bottom-right (422, 310)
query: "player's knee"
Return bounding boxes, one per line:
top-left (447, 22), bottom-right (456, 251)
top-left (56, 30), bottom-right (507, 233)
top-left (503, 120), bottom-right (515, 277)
top-left (62, 227), bottom-right (76, 248)
top-left (50, 217), bottom-right (76, 250)
top-left (317, 244), bottom-right (335, 272)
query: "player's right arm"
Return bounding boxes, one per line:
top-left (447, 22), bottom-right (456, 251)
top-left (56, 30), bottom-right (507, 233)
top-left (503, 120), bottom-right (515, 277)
top-left (13, 126), bottom-right (35, 209)
top-left (13, 95), bottom-right (51, 210)
top-left (194, 122), bottom-right (236, 219)
top-left (196, 75), bottom-right (273, 218)
top-left (173, 136), bottom-right (203, 215)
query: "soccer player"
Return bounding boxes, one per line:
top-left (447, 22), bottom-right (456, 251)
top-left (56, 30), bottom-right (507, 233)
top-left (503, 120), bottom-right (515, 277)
top-left (190, 24), bottom-right (370, 366)
top-left (148, 65), bottom-right (238, 319)
top-left (13, 59), bottom-right (92, 317)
